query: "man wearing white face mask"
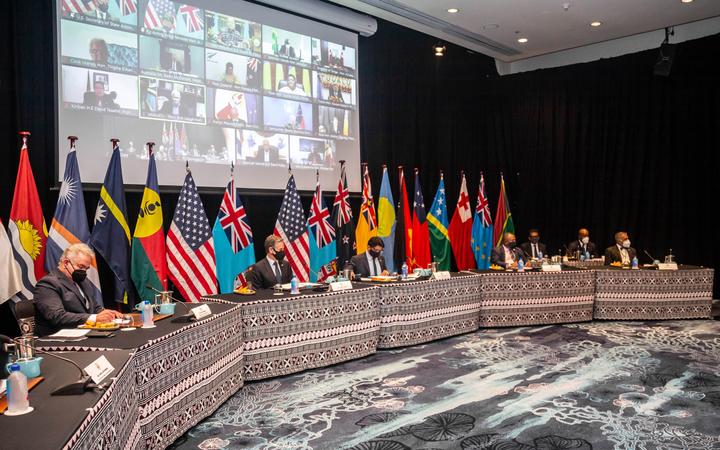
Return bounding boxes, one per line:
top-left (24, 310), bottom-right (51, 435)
top-left (604, 231), bottom-right (637, 266)
top-left (567, 228), bottom-right (597, 258)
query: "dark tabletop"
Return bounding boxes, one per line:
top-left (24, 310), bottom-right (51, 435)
top-left (36, 303), bottom-right (237, 350)
top-left (0, 350), bottom-right (132, 450)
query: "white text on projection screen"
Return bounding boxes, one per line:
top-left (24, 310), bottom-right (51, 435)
top-left (56, 0), bottom-right (361, 192)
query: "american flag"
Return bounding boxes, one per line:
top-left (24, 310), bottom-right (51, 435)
top-left (144, 0), bottom-right (175, 30)
top-left (275, 175), bottom-right (310, 281)
top-left (477, 173), bottom-right (492, 226)
top-left (218, 179), bottom-right (253, 252)
top-left (166, 171), bottom-right (217, 302)
top-left (179, 5), bottom-right (203, 33)
top-left (308, 181), bottom-right (335, 247)
top-left (62, 0), bottom-right (95, 14)
top-left (118, 0), bottom-right (137, 15)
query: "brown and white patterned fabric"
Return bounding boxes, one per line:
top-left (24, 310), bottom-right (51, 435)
top-left (478, 270), bottom-right (596, 327)
top-left (133, 305), bottom-right (244, 449)
top-left (593, 267), bottom-right (714, 320)
top-left (219, 287), bottom-right (380, 381)
top-left (63, 355), bottom-right (141, 450)
top-left (376, 274), bottom-right (483, 348)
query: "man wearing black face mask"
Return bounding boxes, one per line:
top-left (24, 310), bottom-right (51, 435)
top-left (346, 237), bottom-right (389, 279)
top-left (248, 235), bottom-right (293, 290)
top-left (520, 229), bottom-right (547, 260)
top-left (34, 243), bottom-right (121, 336)
top-left (490, 232), bottom-right (524, 269)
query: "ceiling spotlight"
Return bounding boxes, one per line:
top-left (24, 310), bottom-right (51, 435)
top-left (517, 37), bottom-right (528, 43)
top-left (434, 44), bottom-right (446, 56)
top-left (447, 8), bottom-right (459, 13)
top-left (681, 0), bottom-right (693, 3)
top-left (590, 21), bottom-right (602, 27)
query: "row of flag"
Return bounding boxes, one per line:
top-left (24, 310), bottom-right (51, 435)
top-left (0, 132), bottom-right (517, 306)
top-left (354, 166), bottom-right (516, 274)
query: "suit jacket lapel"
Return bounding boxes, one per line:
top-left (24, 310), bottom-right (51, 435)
top-left (55, 271), bottom-right (90, 313)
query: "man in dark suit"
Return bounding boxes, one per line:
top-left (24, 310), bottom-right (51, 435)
top-left (604, 231), bottom-right (637, 266)
top-left (491, 233), bottom-right (524, 269)
top-left (253, 139), bottom-right (281, 164)
top-left (83, 81), bottom-right (120, 108)
top-left (567, 228), bottom-right (598, 258)
top-left (34, 243), bottom-right (122, 336)
top-left (520, 229), bottom-right (547, 260)
top-left (346, 236), bottom-right (388, 278)
top-left (248, 235), bottom-right (293, 290)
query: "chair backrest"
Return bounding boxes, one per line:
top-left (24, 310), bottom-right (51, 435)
top-left (14, 300), bottom-right (35, 336)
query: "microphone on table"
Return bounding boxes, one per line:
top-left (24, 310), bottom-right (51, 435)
top-left (145, 285), bottom-right (200, 323)
top-left (644, 250), bottom-right (659, 266)
top-left (2, 335), bottom-right (95, 396)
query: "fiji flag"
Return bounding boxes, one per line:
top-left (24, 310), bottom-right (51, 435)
top-left (89, 142), bottom-right (132, 303)
top-left (307, 174), bottom-right (336, 282)
top-left (46, 138), bottom-right (102, 306)
top-left (471, 173), bottom-right (494, 269)
top-left (213, 177), bottom-right (256, 293)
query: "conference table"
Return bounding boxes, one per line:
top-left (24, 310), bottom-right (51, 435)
top-left (36, 302), bottom-right (244, 449)
top-left (3, 266), bottom-right (713, 449)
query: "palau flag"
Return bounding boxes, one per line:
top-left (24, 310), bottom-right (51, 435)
top-left (46, 139), bottom-right (103, 306)
top-left (89, 142), bottom-right (132, 304)
top-left (130, 149), bottom-right (167, 303)
top-left (427, 173), bottom-right (451, 271)
top-left (376, 166), bottom-right (396, 273)
top-left (492, 173), bottom-right (515, 246)
top-left (8, 133), bottom-right (47, 301)
top-left (213, 177), bottom-right (256, 294)
top-left (355, 164), bottom-right (377, 254)
top-left (307, 174), bottom-right (336, 282)
top-left (472, 173), bottom-right (494, 269)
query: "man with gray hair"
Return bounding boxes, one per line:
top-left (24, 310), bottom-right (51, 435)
top-left (34, 243), bottom-right (122, 336)
top-left (247, 235), bottom-right (292, 290)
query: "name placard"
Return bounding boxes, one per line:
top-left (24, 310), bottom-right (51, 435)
top-left (657, 263), bottom-right (679, 271)
top-left (330, 280), bottom-right (353, 292)
top-left (84, 355), bottom-right (114, 384)
top-left (431, 271), bottom-right (451, 280)
top-left (541, 264), bottom-right (562, 272)
top-left (190, 304), bottom-right (212, 320)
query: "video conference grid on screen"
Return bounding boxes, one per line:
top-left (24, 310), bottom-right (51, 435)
top-left (57, 0), bottom-right (360, 190)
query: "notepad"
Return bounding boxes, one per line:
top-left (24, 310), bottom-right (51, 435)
top-left (47, 329), bottom-right (91, 338)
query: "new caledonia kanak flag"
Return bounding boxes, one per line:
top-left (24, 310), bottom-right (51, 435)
top-left (90, 140), bottom-right (131, 304)
top-left (46, 137), bottom-right (102, 306)
top-left (131, 145), bottom-right (167, 302)
top-left (8, 132), bottom-right (47, 300)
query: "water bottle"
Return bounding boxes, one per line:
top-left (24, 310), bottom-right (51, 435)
top-left (579, 253), bottom-right (586, 262)
top-left (6, 363), bottom-right (32, 415)
top-left (537, 251), bottom-right (543, 260)
top-left (141, 300), bottom-right (155, 328)
top-left (290, 276), bottom-right (299, 294)
top-left (517, 258), bottom-right (525, 272)
top-left (584, 251), bottom-right (590, 261)
top-left (401, 262), bottom-right (408, 280)
top-left (631, 257), bottom-right (639, 269)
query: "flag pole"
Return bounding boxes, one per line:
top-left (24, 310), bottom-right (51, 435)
top-left (185, 160), bottom-right (190, 174)
top-left (19, 131), bottom-right (30, 148)
top-left (146, 141), bottom-right (155, 156)
top-left (110, 138), bottom-right (119, 151)
top-left (67, 135), bottom-right (78, 149)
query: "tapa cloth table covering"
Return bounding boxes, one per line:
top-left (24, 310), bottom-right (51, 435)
top-left (203, 286), bottom-right (380, 381)
top-left (133, 304), bottom-right (244, 449)
top-left (374, 273), bottom-right (483, 348)
top-left (593, 267), bottom-right (714, 320)
top-left (476, 269), bottom-right (596, 327)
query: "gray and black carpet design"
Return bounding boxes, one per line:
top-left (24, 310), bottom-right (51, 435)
top-left (173, 320), bottom-right (720, 450)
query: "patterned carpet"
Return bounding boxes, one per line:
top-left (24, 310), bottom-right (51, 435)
top-left (171, 320), bottom-right (720, 450)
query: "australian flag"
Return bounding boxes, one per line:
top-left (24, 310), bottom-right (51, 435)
top-left (331, 162), bottom-right (355, 270)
